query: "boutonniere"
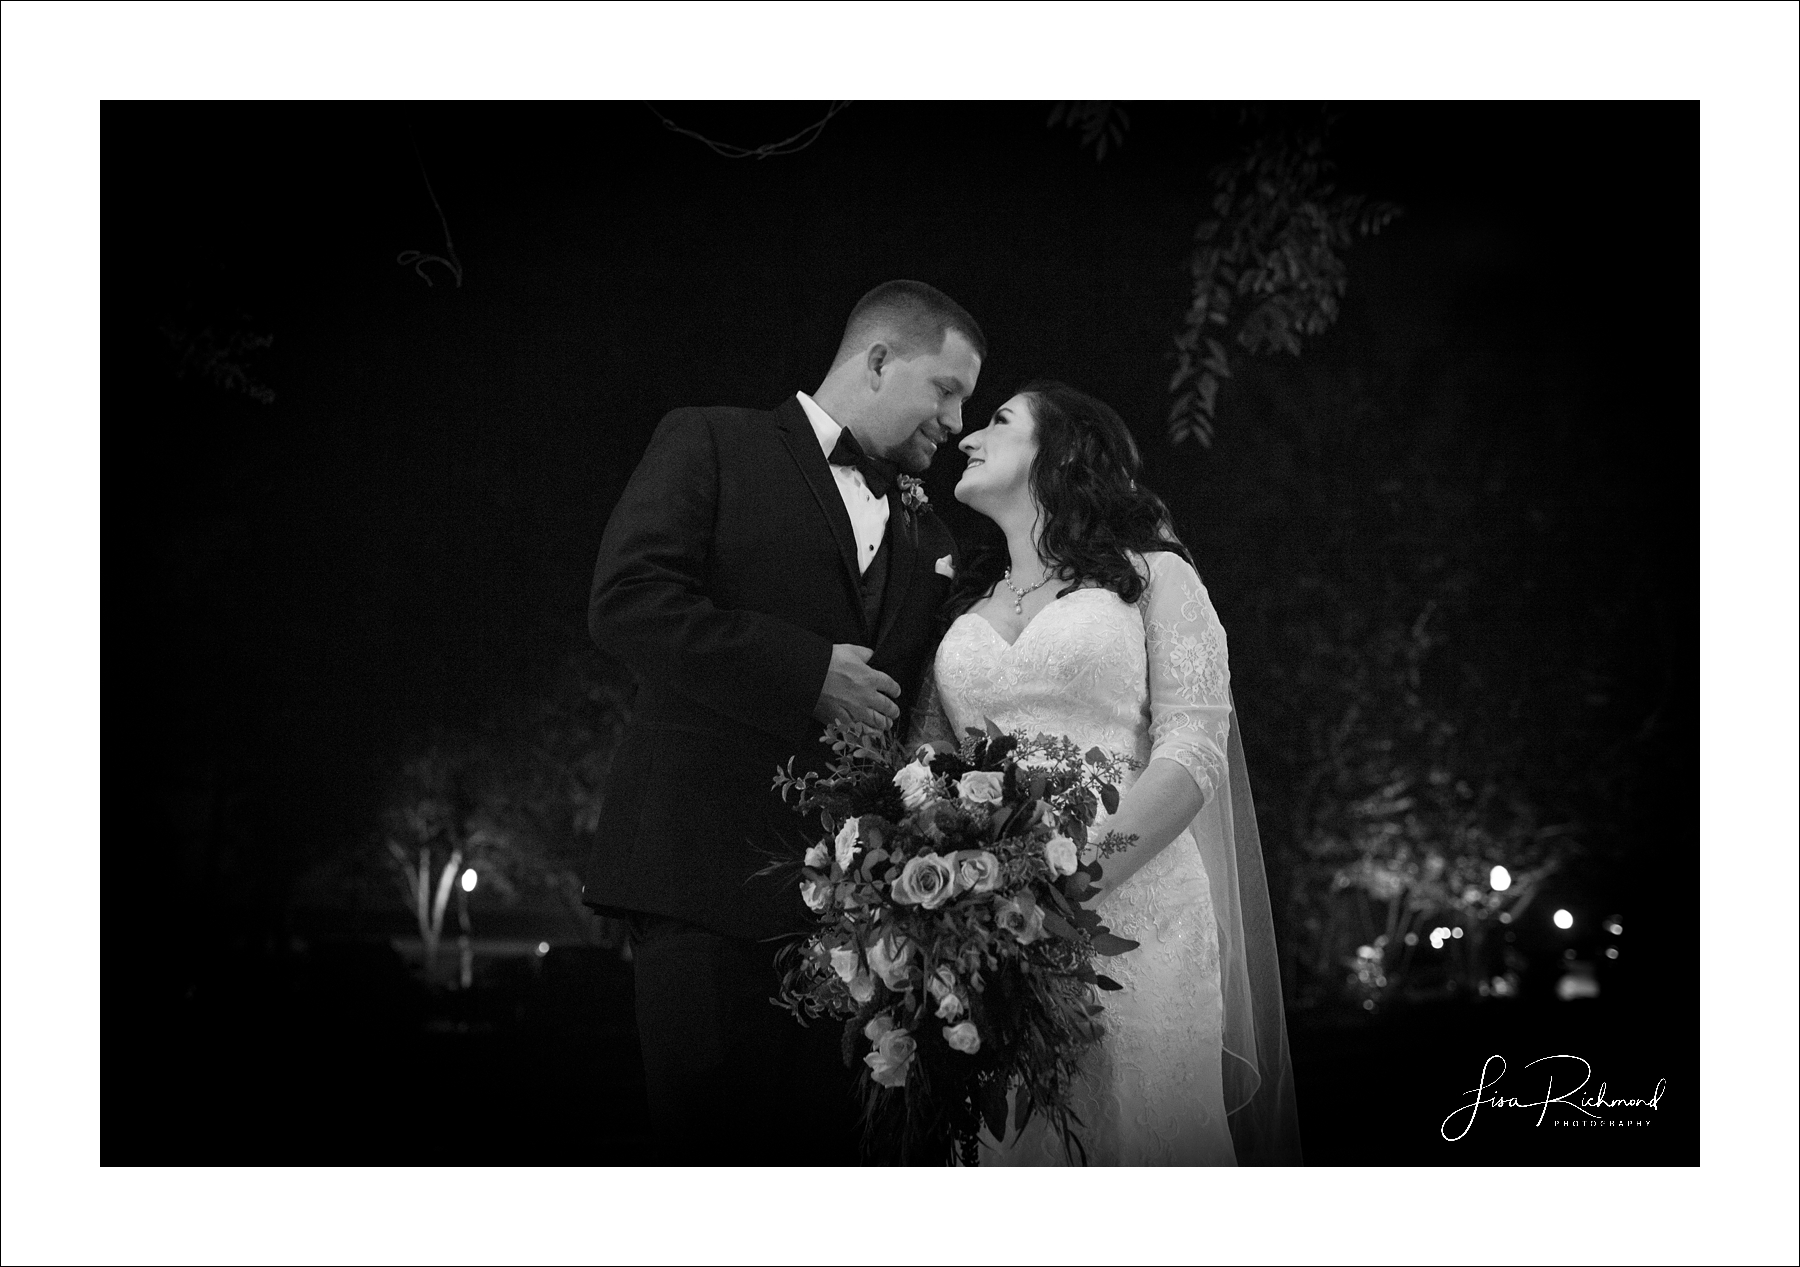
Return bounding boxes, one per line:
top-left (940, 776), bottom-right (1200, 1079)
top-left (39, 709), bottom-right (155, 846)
top-left (895, 474), bottom-right (929, 515)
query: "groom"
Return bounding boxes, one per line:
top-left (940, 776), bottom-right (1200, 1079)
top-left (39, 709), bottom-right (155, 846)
top-left (582, 280), bottom-right (984, 1163)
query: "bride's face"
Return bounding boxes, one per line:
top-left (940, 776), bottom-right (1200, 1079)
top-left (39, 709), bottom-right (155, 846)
top-left (954, 393), bottom-right (1040, 515)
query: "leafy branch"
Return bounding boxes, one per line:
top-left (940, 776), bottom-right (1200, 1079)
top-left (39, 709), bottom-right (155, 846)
top-left (159, 316), bottom-right (276, 404)
top-left (1047, 102), bottom-right (1130, 161)
top-left (1168, 129), bottom-right (1400, 446)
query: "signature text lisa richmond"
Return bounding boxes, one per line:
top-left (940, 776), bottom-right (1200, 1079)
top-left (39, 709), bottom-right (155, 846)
top-left (1441, 1054), bottom-right (1667, 1141)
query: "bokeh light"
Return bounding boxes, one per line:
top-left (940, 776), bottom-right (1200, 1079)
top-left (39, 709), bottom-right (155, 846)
top-left (1552, 908), bottom-right (1573, 930)
top-left (1556, 966), bottom-right (1600, 1001)
top-left (460, 868), bottom-right (478, 893)
top-left (1489, 865), bottom-right (1512, 892)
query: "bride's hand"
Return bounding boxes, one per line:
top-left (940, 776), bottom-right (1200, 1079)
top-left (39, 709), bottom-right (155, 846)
top-left (1085, 758), bottom-right (1205, 892)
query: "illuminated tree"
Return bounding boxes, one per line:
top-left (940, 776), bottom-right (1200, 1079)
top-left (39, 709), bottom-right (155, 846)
top-left (376, 646), bottom-right (634, 982)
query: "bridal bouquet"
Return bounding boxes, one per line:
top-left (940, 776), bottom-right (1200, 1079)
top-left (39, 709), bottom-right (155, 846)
top-left (770, 719), bottom-right (1142, 1165)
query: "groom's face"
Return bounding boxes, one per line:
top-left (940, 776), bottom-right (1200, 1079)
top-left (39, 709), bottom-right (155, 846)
top-left (859, 330), bottom-right (981, 475)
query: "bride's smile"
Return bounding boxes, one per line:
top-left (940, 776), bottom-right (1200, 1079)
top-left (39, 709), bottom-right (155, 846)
top-left (954, 395), bottom-right (1039, 511)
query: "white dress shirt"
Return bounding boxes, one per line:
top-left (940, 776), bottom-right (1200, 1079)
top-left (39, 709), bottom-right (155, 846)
top-left (796, 391), bottom-right (890, 574)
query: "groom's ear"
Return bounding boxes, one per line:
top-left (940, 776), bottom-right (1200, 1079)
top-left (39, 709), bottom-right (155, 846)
top-left (864, 341), bottom-right (893, 387)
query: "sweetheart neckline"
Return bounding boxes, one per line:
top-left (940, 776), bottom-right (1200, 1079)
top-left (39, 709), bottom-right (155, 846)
top-left (960, 585), bottom-right (1128, 650)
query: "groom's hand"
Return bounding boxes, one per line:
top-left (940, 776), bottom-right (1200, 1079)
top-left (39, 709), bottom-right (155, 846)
top-left (814, 644), bottom-right (901, 732)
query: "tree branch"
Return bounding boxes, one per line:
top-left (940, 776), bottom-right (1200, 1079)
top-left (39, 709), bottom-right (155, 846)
top-left (647, 102), bottom-right (849, 160)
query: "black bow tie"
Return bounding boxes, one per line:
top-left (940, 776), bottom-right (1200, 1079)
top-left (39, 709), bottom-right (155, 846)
top-left (828, 428), bottom-right (898, 499)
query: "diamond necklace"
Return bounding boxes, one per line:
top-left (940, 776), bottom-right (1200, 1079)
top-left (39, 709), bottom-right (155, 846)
top-left (1001, 566), bottom-right (1053, 615)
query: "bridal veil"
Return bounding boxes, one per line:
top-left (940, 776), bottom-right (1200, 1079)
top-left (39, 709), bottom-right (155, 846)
top-left (1203, 685), bottom-right (1303, 1164)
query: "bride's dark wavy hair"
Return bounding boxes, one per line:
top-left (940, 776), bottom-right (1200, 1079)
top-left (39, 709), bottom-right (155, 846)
top-left (943, 380), bottom-right (1194, 632)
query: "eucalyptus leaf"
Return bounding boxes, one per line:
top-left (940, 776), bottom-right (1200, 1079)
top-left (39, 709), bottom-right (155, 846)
top-left (1091, 932), bottom-right (1140, 956)
top-left (980, 1078), bottom-right (1008, 1141)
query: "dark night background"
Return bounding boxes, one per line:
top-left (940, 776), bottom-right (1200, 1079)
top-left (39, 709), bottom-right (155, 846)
top-left (103, 101), bottom-right (1697, 1165)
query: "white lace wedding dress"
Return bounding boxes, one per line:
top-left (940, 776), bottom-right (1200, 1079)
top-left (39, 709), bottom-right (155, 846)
top-left (916, 549), bottom-right (1239, 1166)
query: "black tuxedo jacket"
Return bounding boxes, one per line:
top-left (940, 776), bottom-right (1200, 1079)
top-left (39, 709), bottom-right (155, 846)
top-left (582, 395), bottom-right (958, 941)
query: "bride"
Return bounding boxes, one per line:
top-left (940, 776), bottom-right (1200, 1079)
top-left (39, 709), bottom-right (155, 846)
top-left (910, 381), bottom-right (1302, 1166)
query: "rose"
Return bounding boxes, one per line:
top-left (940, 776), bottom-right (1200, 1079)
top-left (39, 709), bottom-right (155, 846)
top-left (891, 852), bottom-right (959, 909)
top-left (834, 818), bottom-right (861, 871)
top-left (953, 850), bottom-right (1002, 894)
top-left (892, 760), bottom-right (937, 811)
top-left (864, 1013), bottom-right (895, 1044)
top-left (996, 893), bottom-right (1045, 944)
top-left (800, 877), bottom-right (831, 911)
top-left (829, 944), bottom-right (859, 983)
top-left (927, 965), bottom-right (965, 1020)
top-left (943, 1021), bottom-right (981, 1055)
top-left (847, 970), bottom-right (876, 1005)
top-left (956, 770), bottom-right (1005, 806)
top-left (803, 841), bottom-right (829, 869)
top-left (865, 931), bottom-right (916, 990)
top-left (896, 474), bottom-right (930, 514)
top-left (864, 1025), bottom-right (916, 1087)
top-left (1043, 833), bottom-right (1078, 877)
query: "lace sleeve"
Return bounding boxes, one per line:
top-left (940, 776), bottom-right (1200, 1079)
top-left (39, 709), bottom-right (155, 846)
top-left (1138, 550), bottom-right (1232, 805)
top-left (906, 659), bottom-right (956, 753)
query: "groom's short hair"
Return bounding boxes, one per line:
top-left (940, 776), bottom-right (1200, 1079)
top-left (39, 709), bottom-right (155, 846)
top-left (832, 280), bottom-right (987, 368)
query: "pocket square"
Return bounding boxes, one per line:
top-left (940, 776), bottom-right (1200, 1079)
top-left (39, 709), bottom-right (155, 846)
top-left (935, 554), bottom-right (955, 579)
